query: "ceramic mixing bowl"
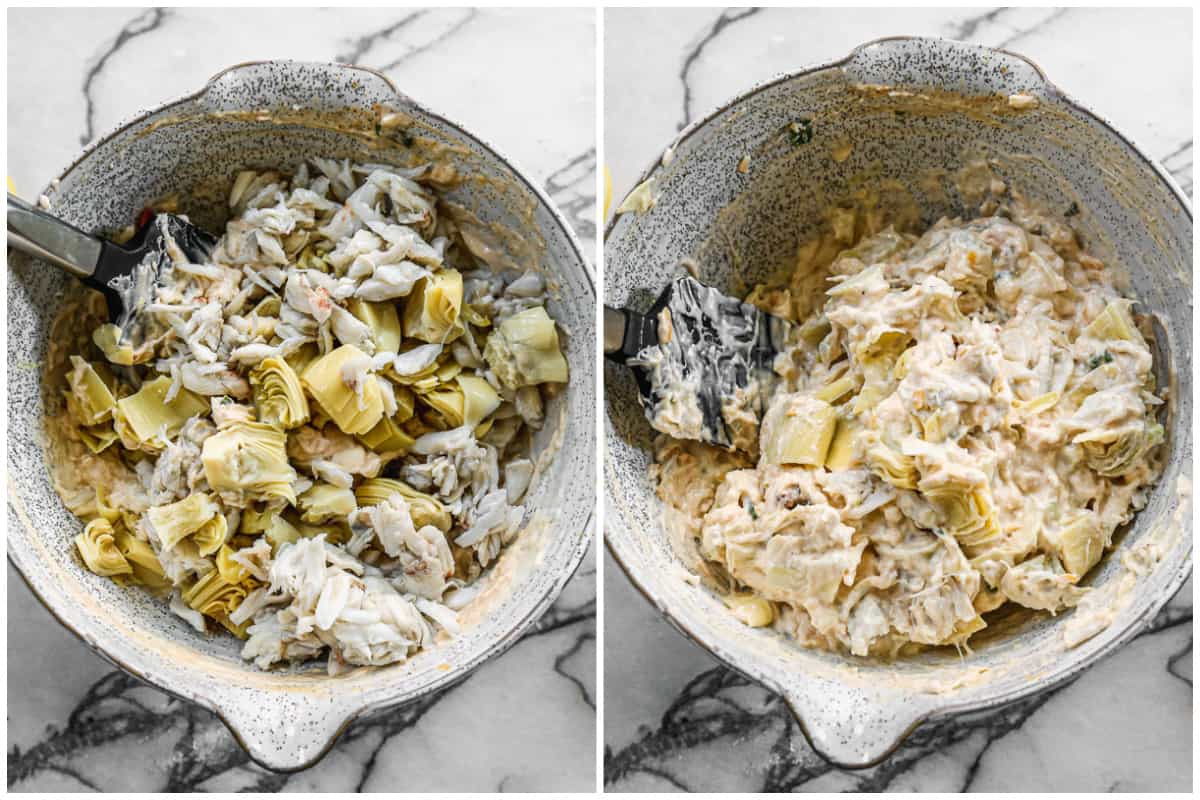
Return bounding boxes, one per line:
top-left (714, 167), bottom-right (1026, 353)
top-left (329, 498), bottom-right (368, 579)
top-left (8, 61), bottom-right (594, 771)
top-left (604, 36), bottom-right (1191, 767)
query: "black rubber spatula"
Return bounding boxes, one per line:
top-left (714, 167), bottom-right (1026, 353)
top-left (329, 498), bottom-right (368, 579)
top-left (604, 274), bottom-right (797, 450)
top-left (7, 193), bottom-right (218, 323)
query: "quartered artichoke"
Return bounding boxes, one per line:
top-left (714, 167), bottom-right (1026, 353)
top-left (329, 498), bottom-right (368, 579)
top-left (483, 305), bottom-right (569, 389)
top-left (250, 356), bottom-right (310, 429)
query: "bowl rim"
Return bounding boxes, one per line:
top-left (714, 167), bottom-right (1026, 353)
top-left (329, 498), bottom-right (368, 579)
top-left (8, 58), bottom-right (595, 772)
top-left (602, 34), bottom-right (1192, 768)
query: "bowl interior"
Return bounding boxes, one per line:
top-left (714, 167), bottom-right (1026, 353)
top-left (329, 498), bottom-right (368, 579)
top-left (8, 63), bottom-right (594, 716)
top-left (604, 38), bottom-right (1191, 757)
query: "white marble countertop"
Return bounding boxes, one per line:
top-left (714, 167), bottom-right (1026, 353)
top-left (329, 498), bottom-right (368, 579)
top-left (7, 7), bottom-right (595, 792)
top-left (603, 6), bottom-right (1192, 793)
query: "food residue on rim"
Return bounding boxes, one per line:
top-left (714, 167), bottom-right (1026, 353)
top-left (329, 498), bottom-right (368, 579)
top-left (1007, 93), bottom-right (1040, 110)
top-left (616, 177), bottom-right (658, 215)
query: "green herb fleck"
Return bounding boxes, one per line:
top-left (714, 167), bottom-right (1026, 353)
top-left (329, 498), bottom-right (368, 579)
top-left (788, 118), bottom-right (814, 146)
top-left (747, 502), bottom-right (758, 520)
top-left (1087, 350), bottom-right (1114, 370)
top-left (1064, 201), bottom-right (1080, 218)
top-left (400, 131), bottom-right (415, 147)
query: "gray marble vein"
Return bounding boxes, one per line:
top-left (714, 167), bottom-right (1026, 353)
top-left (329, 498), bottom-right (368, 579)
top-left (1162, 140), bottom-right (1194, 197)
top-left (545, 148), bottom-right (598, 243)
top-left (337, 8), bottom-right (480, 73)
top-left (8, 6), bottom-right (596, 793)
top-left (79, 7), bottom-right (169, 146)
top-left (604, 6), bottom-right (1191, 793)
top-left (677, 7), bottom-right (762, 130)
top-left (335, 10), bottom-right (429, 65)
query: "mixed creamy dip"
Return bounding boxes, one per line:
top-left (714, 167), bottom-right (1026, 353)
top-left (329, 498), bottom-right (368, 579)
top-left (49, 158), bottom-right (569, 674)
top-left (647, 191), bottom-right (1165, 657)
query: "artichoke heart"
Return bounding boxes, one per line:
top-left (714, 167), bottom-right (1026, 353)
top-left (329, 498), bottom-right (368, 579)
top-left (827, 264), bottom-right (886, 298)
top-left (861, 432), bottom-right (918, 490)
top-left (113, 527), bottom-right (171, 591)
top-left (357, 413), bottom-right (417, 455)
top-left (301, 344), bottom-right (385, 435)
top-left (1083, 298), bottom-right (1142, 343)
top-left (75, 518), bottom-right (133, 577)
top-left (183, 569), bottom-right (253, 637)
top-left (812, 374), bottom-right (857, 404)
top-left (146, 493), bottom-right (229, 555)
top-left (201, 421), bottom-right (298, 505)
top-left (403, 268), bottom-right (464, 343)
top-left (402, 358), bottom-right (462, 393)
top-left (252, 295), bottom-right (281, 318)
top-left (856, 328), bottom-right (910, 364)
top-left (298, 483), bottom-right (358, 523)
top-left (239, 504), bottom-right (274, 535)
top-left (722, 593), bottom-right (774, 627)
top-left (483, 305), bottom-right (569, 389)
top-left (264, 514), bottom-right (302, 552)
top-left (1011, 391), bottom-right (1060, 419)
top-left (92, 323), bottom-right (137, 366)
top-left (66, 356), bottom-right (117, 425)
top-left (457, 374), bottom-right (501, 427)
top-left (760, 394), bottom-right (836, 467)
top-left (392, 383), bottom-right (416, 422)
top-left (825, 418), bottom-right (860, 470)
top-left (215, 543), bottom-right (249, 584)
top-left (923, 483), bottom-right (999, 550)
top-left (284, 341), bottom-right (321, 376)
top-left (115, 376), bottom-right (209, 449)
top-left (946, 615), bottom-right (988, 649)
top-left (250, 356), bottom-right (310, 429)
top-left (461, 303), bottom-right (491, 328)
top-left (193, 514), bottom-right (231, 557)
top-left (354, 477), bottom-right (451, 532)
top-left (1040, 512), bottom-right (1106, 576)
top-left (1076, 418), bottom-right (1164, 477)
top-left (78, 423), bottom-right (120, 454)
top-left (90, 487), bottom-right (124, 524)
top-left (347, 298), bottom-right (402, 353)
top-left (420, 383), bottom-right (465, 427)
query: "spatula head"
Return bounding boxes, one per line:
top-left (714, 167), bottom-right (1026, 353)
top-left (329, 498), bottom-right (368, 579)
top-left (629, 275), bottom-right (796, 451)
top-left (93, 213), bottom-right (218, 324)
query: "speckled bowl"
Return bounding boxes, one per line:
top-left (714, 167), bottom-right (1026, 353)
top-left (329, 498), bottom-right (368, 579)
top-left (605, 37), bottom-right (1191, 767)
top-left (8, 61), bottom-right (594, 771)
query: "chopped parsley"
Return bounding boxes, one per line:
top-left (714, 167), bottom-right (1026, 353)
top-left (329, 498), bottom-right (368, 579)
top-left (789, 118), bottom-right (814, 146)
top-left (1087, 350), bottom-right (1114, 370)
top-left (746, 501), bottom-right (758, 520)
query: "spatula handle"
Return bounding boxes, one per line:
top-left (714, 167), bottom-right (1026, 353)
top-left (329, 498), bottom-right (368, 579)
top-left (7, 193), bottom-right (102, 279)
top-left (603, 305), bottom-right (658, 364)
